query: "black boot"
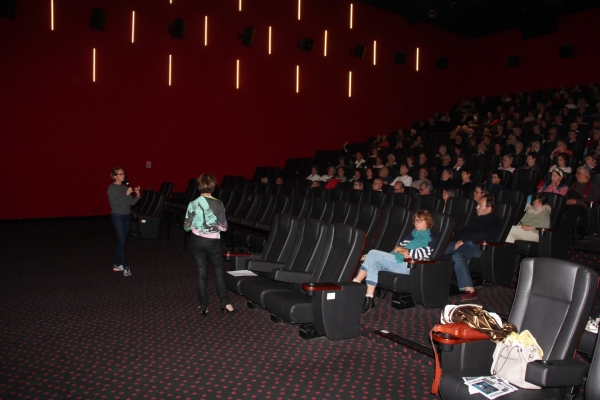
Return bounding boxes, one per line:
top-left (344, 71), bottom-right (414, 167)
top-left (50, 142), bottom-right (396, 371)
top-left (361, 296), bottom-right (376, 315)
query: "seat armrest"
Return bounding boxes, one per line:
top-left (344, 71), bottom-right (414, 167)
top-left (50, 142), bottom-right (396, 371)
top-left (536, 227), bottom-right (559, 235)
top-left (405, 259), bottom-right (437, 269)
top-left (525, 359), bottom-right (589, 388)
top-left (270, 270), bottom-right (312, 284)
top-left (248, 260), bottom-right (286, 273)
top-left (477, 241), bottom-right (505, 250)
top-left (301, 282), bottom-right (342, 295)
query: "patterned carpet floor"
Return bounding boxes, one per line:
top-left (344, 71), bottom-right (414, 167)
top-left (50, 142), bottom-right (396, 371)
top-left (0, 218), bottom-right (587, 399)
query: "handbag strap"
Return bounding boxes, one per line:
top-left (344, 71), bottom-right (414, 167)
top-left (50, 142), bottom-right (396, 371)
top-left (430, 328), bottom-right (442, 394)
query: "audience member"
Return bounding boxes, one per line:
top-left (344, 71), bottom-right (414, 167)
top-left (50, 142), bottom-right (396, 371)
top-left (393, 181), bottom-right (405, 193)
top-left (487, 171), bottom-right (505, 194)
top-left (519, 153), bottom-right (541, 173)
top-left (391, 164), bottom-right (413, 187)
top-left (505, 193), bottom-right (551, 243)
top-left (378, 167), bottom-right (393, 185)
top-left (498, 154), bottom-right (515, 173)
top-left (372, 178), bottom-right (384, 192)
top-left (549, 153), bottom-right (572, 174)
top-left (412, 167), bottom-right (429, 189)
top-left (306, 166), bottom-right (321, 181)
top-left (540, 170), bottom-right (568, 196)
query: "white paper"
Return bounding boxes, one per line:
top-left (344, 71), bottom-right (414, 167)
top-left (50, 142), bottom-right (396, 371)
top-left (226, 270), bottom-right (258, 276)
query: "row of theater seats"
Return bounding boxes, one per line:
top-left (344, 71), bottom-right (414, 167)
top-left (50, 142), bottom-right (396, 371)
top-left (130, 182), bottom-right (172, 239)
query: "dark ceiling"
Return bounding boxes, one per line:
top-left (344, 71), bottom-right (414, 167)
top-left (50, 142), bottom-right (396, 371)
top-left (358, 0), bottom-right (600, 39)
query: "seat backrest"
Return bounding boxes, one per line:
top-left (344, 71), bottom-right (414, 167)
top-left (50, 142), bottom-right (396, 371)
top-left (510, 169), bottom-right (541, 195)
top-left (148, 193), bottom-right (166, 217)
top-left (251, 193), bottom-right (276, 224)
top-left (391, 193), bottom-right (415, 210)
top-left (428, 212), bottom-right (455, 259)
top-left (225, 190), bottom-right (245, 215)
top-left (586, 328), bottom-right (600, 399)
top-left (159, 182), bottom-right (174, 198)
top-left (232, 191), bottom-right (258, 219)
top-left (282, 185), bottom-right (298, 197)
top-left (510, 258), bottom-right (598, 361)
top-left (367, 191), bottom-right (387, 208)
top-left (355, 203), bottom-right (382, 246)
top-left (307, 198), bottom-right (328, 221)
top-left (140, 191), bottom-right (158, 214)
top-left (330, 201), bottom-right (351, 224)
top-left (273, 194), bottom-right (291, 215)
top-left (289, 196), bottom-right (309, 218)
top-left (217, 188), bottom-right (233, 207)
top-left (443, 197), bottom-right (477, 231)
top-left (404, 186), bottom-right (419, 198)
top-left (415, 195), bottom-right (444, 213)
top-left (494, 202), bottom-right (516, 241)
top-left (310, 224), bottom-right (365, 283)
top-left (135, 191), bottom-right (153, 214)
top-left (327, 188), bottom-right (343, 202)
top-left (347, 190), bottom-right (364, 204)
top-left (284, 218), bottom-right (329, 274)
top-left (370, 206), bottom-right (414, 252)
top-left (496, 190), bottom-right (526, 222)
top-left (261, 214), bottom-right (300, 263)
top-left (543, 193), bottom-right (566, 229)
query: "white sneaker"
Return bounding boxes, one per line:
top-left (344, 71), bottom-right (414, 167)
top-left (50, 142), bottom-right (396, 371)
top-left (123, 268), bottom-right (132, 277)
top-left (113, 265), bottom-right (124, 272)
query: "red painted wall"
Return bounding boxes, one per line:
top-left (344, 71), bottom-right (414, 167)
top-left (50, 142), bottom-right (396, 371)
top-left (1, 0), bottom-right (471, 219)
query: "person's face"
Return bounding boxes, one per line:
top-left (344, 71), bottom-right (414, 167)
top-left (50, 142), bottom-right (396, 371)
top-left (353, 182), bottom-right (362, 190)
top-left (492, 174), bottom-right (501, 184)
top-left (353, 171), bottom-right (361, 179)
top-left (113, 169), bottom-right (125, 183)
top-left (548, 132), bottom-right (556, 140)
top-left (473, 188), bottom-right (483, 202)
top-left (312, 167), bottom-right (318, 175)
top-left (276, 177), bottom-right (283, 185)
top-left (585, 156), bottom-right (595, 166)
top-left (532, 143), bottom-right (540, 151)
top-left (366, 169), bottom-right (373, 178)
top-left (419, 154), bottom-right (426, 163)
top-left (558, 156), bottom-right (566, 167)
top-left (515, 144), bottom-right (523, 154)
top-left (557, 144), bottom-right (566, 152)
top-left (414, 217), bottom-right (427, 231)
top-left (419, 169), bottom-right (428, 179)
top-left (533, 199), bottom-right (543, 208)
top-left (551, 171), bottom-right (562, 185)
top-left (476, 200), bottom-right (492, 216)
top-left (576, 170), bottom-right (590, 184)
top-left (442, 191), bottom-right (449, 201)
top-left (419, 185), bottom-right (430, 195)
top-left (502, 157), bottom-right (511, 168)
top-left (311, 181), bottom-right (319, 188)
top-left (442, 156), bottom-right (450, 165)
top-left (495, 144), bottom-right (502, 153)
top-left (328, 168), bottom-right (335, 176)
top-left (393, 183), bottom-right (404, 193)
top-left (337, 168), bottom-right (344, 177)
top-left (478, 144), bottom-right (485, 152)
top-left (442, 170), bottom-right (451, 180)
top-left (461, 171), bottom-right (469, 181)
top-left (372, 180), bottom-right (383, 191)
top-left (527, 155), bottom-right (535, 166)
top-left (400, 165), bottom-right (408, 175)
top-left (439, 146), bottom-right (446, 154)
top-left (356, 152), bottom-right (363, 161)
top-left (569, 132), bottom-right (577, 141)
top-left (379, 169), bottom-right (388, 177)
top-left (456, 158), bottom-right (464, 166)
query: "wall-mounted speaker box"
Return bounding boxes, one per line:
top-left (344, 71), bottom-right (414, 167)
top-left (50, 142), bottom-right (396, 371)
top-left (508, 55), bottom-right (520, 67)
top-left (89, 8), bottom-right (107, 32)
top-left (436, 58), bottom-right (449, 69)
top-left (559, 44), bottom-right (573, 58)
top-left (298, 37), bottom-right (314, 52)
top-left (521, 18), bottom-right (557, 39)
top-left (394, 52), bottom-right (407, 64)
top-left (352, 45), bottom-right (366, 59)
top-left (240, 27), bottom-right (256, 47)
top-left (0, 0), bottom-right (17, 20)
top-left (169, 18), bottom-right (187, 40)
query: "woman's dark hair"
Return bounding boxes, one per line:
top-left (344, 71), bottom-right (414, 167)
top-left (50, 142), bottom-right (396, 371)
top-left (442, 167), bottom-right (454, 180)
top-left (196, 173), bottom-right (217, 194)
top-left (533, 193), bottom-right (548, 205)
top-left (413, 210), bottom-right (434, 230)
top-left (551, 169), bottom-right (565, 185)
top-left (526, 152), bottom-right (537, 161)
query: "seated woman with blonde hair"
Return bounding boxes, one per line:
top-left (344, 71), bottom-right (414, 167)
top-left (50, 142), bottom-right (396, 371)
top-left (505, 193), bottom-right (551, 243)
top-left (353, 210), bottom-right (436, 314)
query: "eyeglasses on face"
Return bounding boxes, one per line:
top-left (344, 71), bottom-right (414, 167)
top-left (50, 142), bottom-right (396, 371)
top-left (476, 203), bottom-right (489, 208)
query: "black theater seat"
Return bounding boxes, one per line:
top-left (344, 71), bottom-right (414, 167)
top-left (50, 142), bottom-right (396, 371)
top-left (443, 196), bottom-right (477, 231)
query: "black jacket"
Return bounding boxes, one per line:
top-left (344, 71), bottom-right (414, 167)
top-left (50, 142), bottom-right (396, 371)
top-left (454, 213), bottom-right (502, 242)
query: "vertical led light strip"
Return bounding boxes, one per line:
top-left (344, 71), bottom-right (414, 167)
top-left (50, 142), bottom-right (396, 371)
top-left (348, 71), bottom-right (352, 97)
top-left (92, 48), bottom-right (96, 82)
top-left (297, 0), bottom-right (301, 20)
top-left (373, 41), bottom-right (377, 65)
top-left (268, 26), bottom-right (272, 54)
top-left (296, 65), bottom-right (299, 93)
top-left (236, 59), bottom-right (240, 89)
top-left (131, 11), bottom-right (135, 43)
top-left (324, 30), bottom-right (328, 56)
top-left (350, 3), bottom-right (353, 29)
top-left (239, 0), bottom-right (242, 11)
top-left (416, 47), bottom-right (419, 71)
top-left (204, 16), bottom-right (208, 46)
top-left (169, 55), bottom-right (172, 86)
top-left (50, 0), bottom-right (54, 30)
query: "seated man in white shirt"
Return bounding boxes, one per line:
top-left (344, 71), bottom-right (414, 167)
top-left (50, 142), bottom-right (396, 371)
top-left (391, 163), bottom-right (413, 187)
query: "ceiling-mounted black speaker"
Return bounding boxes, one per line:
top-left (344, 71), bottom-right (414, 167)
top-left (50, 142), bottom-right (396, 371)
top-left (0, 0), bottom-right (17, 20)
top-left (298, 37), bottom-right (314, 52)
top-left (169, 18), bottom-right (187, 40)
top-left (89, 8), bottom-right (107, 32)
top-left (520, 18), bottom-right (557, 39)
top-left (394, 51), bottom-right (407, 64)
top-left (436, 58), bottom-right (449, 69)
top-left (351, 45), bottom-right (366, 59)
top-left (238, 27), bottom-right (255, 47)
top-left (559, 44), bottom-right (573, 58)
top-left (508, 55), bottom-right (520, 67)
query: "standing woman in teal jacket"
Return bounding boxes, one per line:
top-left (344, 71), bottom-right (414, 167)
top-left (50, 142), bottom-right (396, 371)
top-left (184, 174), bottom-right (234, 316)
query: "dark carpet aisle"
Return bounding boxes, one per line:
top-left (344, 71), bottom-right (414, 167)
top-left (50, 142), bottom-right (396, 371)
top-left (1, 219), bottom-right (458, 399)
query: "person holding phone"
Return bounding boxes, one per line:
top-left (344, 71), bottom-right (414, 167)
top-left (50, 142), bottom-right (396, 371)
top-left (107, 166), bottom-right (141, 277)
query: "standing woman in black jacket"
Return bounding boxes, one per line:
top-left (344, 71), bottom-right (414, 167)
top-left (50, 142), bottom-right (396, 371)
top-left (107, 167), bottom-right (141, 277)
top-left (184, 174), bottom-right (234, 316)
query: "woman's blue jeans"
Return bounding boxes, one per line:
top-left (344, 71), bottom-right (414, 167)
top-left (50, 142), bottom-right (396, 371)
top-left (360, 249), bottom-right (410, 286)
top-left (111, 213), bottom-right (131, 268)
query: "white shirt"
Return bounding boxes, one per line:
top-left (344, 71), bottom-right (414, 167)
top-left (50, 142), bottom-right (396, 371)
top-left (306, 174), bottom-right (321, 181)
top-left (391, 175), bottom-right (413, 187)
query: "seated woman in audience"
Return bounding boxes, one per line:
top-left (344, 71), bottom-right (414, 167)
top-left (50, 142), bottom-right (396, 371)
top-left (418, 153), bottom-right (429, 169)
top-left (412, 167), bottom-right (429, 189)
top-left (487, 171), bottom-right (505, 194)
top-left (353, 210), bottom-right (435, 314)
top-left (435, 168), bottom-right (455, 190)
top-left (379, 135), bottom-right (389, 147)
top-left (493, 143), bottom-right (504, 158)
top-left (437, 145), bottom-right (448, 159)
top-left (473, 184), bottom-right (489, 203)
top-left (498, 154), bottom-right (516, 173)
top-left (540, 169), bottom-right (568, 196)
top-left (320, 166), bottom-right (336, 182)
top-left (391, 163), bottom-right (413, 187)
top-left (460, 169), bottom-right (476, 192)
top-left (584, 151), bottom-right (600, 173)
top-left (373, 156), bottom-right (385, 169)
top-left (519, 153), bottom-right (541, 173)
top-left (363, 167), bottom-right (375, 183)
top-left (353, 181), bottom-right (364, 191)
top-left (310, 181), bottom-right (322, 189)
top-left (442, 188), bottom-right (455, 213)
top-left (406, 155), bottom-right (416, 171)
top-left (506, 193), bottom-right (551, 243)
top-left (549, 153), bottom-right (572, 174)
top-left (385, 154), bottom-right (397, 168)
top-left (336, 167), bottom-right (347, 182)
top-left (306, 165), bottom-right (321, 181)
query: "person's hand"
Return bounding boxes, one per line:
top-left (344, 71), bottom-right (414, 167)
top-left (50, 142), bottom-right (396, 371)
top-left (360, 254), bottom-right (367, 262)
top-left (134, 186), bottom-right (141, 196)
top-left (455, 240), bottom-right (464, 249)
top-left (566, 199), bottom-right (577, 205)
top-left (521, 225), bottom-right (534, 231)
top-left (126, 187), bottom-right (133, 195)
